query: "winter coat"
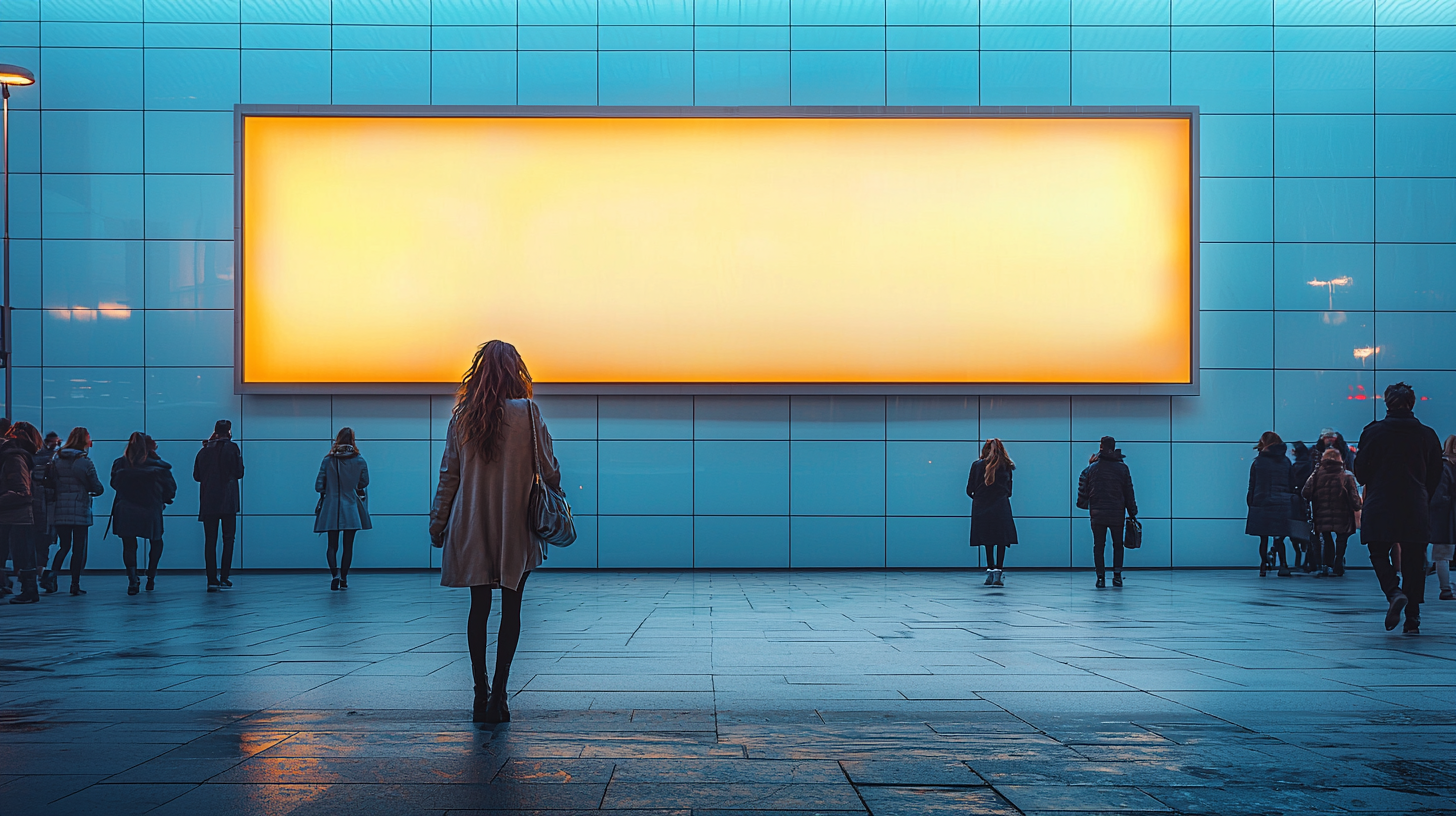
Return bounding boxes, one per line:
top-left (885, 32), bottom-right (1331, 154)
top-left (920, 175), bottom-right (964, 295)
top-left (1077, 449), bottom-right (1138, 526)
top-left (28, 450), bottom-right (57, 537)
top-left (109, 456), bottom-right (176, 540)
top-left (1302, 460), bottom-right (1363, 535)
top-left (1312, 432), bottom-right (1355, 473)
top-left (1289, 444), bottom-right (1315, 542)
top-left (431, 399), bottom-right (561, 591)
top-left (194, 436), bottom-right (244, 518)
top-left (0, 440), bottom-right (35, 526)
top-left (966, 459), bottom-right (1017, 548)
top-left (1353, 408), bottom-right (1444, 544)
top-left (1245, 443), bottom-right (1299, 538)
top-left (51, 448), bottom-right (104, 527)
top-left (314, 446), bottom-right (371, 533)
top-left (1429, 461), bottom-right (1456, 546)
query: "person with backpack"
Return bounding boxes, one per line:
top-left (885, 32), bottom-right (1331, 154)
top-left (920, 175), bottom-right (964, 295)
top-left (194, 419), bottom-right (244, 592)
top-left (1077, 436), bottom-right (1138, 588)
top-left (111, 433), bottom-right (178, 595)
top-left (50, 427), bottom-right (104, 595)
top-left (1302, 448), bottom-right (1362, 579)
top-left (967, 438), bottom-right (1016, 587)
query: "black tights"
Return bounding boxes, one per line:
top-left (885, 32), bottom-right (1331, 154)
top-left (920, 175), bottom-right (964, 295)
top-left (984, 544), bottom-right (1005, 569)
top-left (1260, 536), bottom-right (1288, 568)
top-left (468, 574), bottom-right (530, 697)
top-left (326, 530), bottom-right (356, 578)
top-left (52, 525), bottom-right (88, 582)
top-left (1321, 531), bottom-right (1350, 573)
top-left (121, 536), bottom-right (164, 580)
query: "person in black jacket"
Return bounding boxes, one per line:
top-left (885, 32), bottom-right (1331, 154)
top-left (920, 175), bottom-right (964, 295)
top-left (1313, 427), bottom-right (1355, 473)
top-left (1288, 441), bottom-right (1316, 572)
top-left (111, 432), bottom-right (178, 595)
top-left (1246, 431), bottom-right (1297, 577)
top-left (194, 419), bottom-right (244, 593)
top-left (2, 423), bottom-right (41, 605)
top-left (967, 438), bottom-right (1017, 587)
top-left (1077, 436), bottom-right (1138, 588)
top-left (1354, 382), bottom-right (1444, 634)
top-left (1428, 435), bottom-right (1456, 601)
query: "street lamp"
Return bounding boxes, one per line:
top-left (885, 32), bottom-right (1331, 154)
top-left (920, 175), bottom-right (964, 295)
top-left (0, 63), bottom-right (34, 421)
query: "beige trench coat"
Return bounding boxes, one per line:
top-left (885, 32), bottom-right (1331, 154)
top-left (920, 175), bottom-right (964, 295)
top-left (430, 399), bottom-right (561, 590)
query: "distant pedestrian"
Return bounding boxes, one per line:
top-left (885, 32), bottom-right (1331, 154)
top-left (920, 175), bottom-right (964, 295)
top-left (1077, 436), bottom-right (1138, 588)
top-left (195, 419), bottom-right (244, 593)
top-left (1302, 448), bottom-right (1361, 578)
top-left (315, 427), bottom-right (370, 591)
top-left (431, 340), bottom-right (562, 724)
top-left (1289, 441), bottom-right (1316, 572)
top-left (1246, 432), bottom-right (1297, 578)
top-left (967, 438), bottom-right (1016, 587)
top-left (31, 432), bottom-right (58, 593)
top-left (2, 422), bottom-right (41, 605)
top-left (1312, 428), bottom-right (1355, 473)
top-left (1425, 435), bottom-right (1456, 601)
top-left (111, 432), bottom-right (178, 595)
top-left (1354, 382), bottom-right (1443, 635)
top-left (50, 427), bottom-right (104, 595)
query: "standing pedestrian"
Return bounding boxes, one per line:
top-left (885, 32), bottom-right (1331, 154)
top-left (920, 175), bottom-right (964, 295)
top-left (1246, 432), bottom-right (1297, 577)
top-left (1077, 436), bottom-right (1138, 588)
top-left (431, 340), bottom-right (562, 724)
top-left (31, 432), bottom-right (58, 593)
top-left (967, 438), bottom-right (1016, 587)
top-left (111, 432), bottom-right (177, 595)
top-left (1302, 448), bottom-right (1361, 578)
top-left (2, 422), bottom-right (41, 605)
top-left (194, 419), bottom-right (244, 593)
top-left (1353, 382), bottom-right (1443, 634)
top-left (1312, 428), bottom-right (1355, 473)
top-left (315, 427), bottom-right (370, 591)
top-left (50, 427), bottom-right (104, 595)
top-left (1426, 435), bottom-right (1456, 601)
top-left (1289, 441), bottom-right (1316, 572)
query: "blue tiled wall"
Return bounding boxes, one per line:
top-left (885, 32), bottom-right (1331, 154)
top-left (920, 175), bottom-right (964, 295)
top-left (3, 0), bottom-right (1454, 570)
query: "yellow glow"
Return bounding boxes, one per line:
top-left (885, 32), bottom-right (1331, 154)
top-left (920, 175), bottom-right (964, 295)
top-left (242, 115), bottom-right (1192, 386)
top-left (0, 73), bottom-right (34, 86)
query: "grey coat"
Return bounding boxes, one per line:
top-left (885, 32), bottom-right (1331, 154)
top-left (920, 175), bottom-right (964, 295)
top-left (52, 449), bottom-right (104, 527)
top-left (314, 447), bottom-right (371, 533)
top-left (431, 399), bottom-right (561, 591)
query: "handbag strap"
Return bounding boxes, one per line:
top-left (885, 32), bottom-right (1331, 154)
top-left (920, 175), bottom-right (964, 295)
top-left (526, 399), bottom-right (543, 485)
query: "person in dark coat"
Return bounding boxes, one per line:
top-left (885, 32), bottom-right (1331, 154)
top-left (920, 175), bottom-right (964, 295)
top-left (1246, 432), bottom-right (1297, 577)
top-left (1288, 441), bottom-right (1316, 572)
top-left (1427, 435), bottom-right (1456, 601)
top-left (967, 438), bottom-right (1017, 587)
top-left (315, 427), bottom-right (370, 591)
top-left (1312, 428), bottom-right (1355, 473)
top-left (1302, 448), bottom-right (1361, 578)
top-left (1354, 382), bottom-right (1444, 634)
top-left (35, 431), bottom-right (59, 592)
top-left (2, 423), bottom-right (41, 605)
top-left (50, 427), bottom-right (104, 596)
top-left (111, 432), bottom-right (178, 595)
top-left (1077, 436), bottom-right (1138, 588)
top-left (194, 419), bottom-right (244, 592)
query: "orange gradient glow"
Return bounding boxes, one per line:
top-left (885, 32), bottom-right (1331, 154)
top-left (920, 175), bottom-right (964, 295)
top-left (241, 115), bottom-right (1192, 386)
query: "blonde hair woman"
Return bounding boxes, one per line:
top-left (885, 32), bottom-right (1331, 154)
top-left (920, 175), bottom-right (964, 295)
top-left (431, 340), bottom-right (561, 724)
top-left (966, 438), bottom-right (1017, 586)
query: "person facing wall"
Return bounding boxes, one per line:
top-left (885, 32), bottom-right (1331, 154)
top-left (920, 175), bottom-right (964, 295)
top-left (1302, 447), bottom-right (1361, 579)
top-left (2, 422), bottom-right (41, 605)
top-left (1429, 435), bottom-right (1456, 602)
top-left (1077, 436), bottom-right (1137, 588)
top-left (967, 438), bottom-right (1016, 587)
top-left (195, 419), bottom-right (244, 593)
top-left (1247, 431), bottom-right (1296, 578)
top-left (50, 427), bottom-right (103, 596)
top-left (315, 427), bottom-right (370, 591)
top-left (111, 433), bottom-right (177, 595)
top-left (430, 339), bottom-right (562, 725)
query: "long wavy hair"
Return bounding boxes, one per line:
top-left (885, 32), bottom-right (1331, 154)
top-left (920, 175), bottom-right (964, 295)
top-left (122, 431), bottom-right (148, 466)
top-left (63, 426), bottom-right (90, 451)
top-left (454, 340), bottom-right (533, 462)
top-left (330, 427), bottom-right (358, 456)
top-left (1256, 430), bottom-right (1283, 451)
top-left (981, 438), bottom-right (1014, 485)
top-left (8, 421), bottom-right (40, 455)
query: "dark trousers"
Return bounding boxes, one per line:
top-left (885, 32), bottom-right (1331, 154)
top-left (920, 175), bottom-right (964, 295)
top-left (984, 544), bottom-right (1006, 569)
top-left (1369, 541), bottom-right (1426, 611)
top-left (1259, 536), bottom-right (1288, 568)
top-left (32, 527), bottom-right (54, 575)
top-left (1321, 531), bottom-right (1351, 574)
top-left (52, 525), bottom-right (88, 583)
top-left (468, 573), bottom-right (530, 697)
top-left (122, 537), bottom-right (165, 580)
top-left (203, 514), bottom-right (237, 583)
top-left (1092, 523), bottom-right (1124, 577)
top-left (4, 524), bottom-right (36, 572)
top-left (326, 529), bottom-right (356, 578)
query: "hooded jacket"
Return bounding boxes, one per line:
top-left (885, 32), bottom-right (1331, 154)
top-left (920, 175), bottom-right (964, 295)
top-left (314, 445), bottom-right (371, 533)
top-left (1246, 443), bottom-right (1298, 538)
top-left (110, 455), bottom-right (177, 540)
top-left (0, 439), bottom-right (35, 526)
top-left (1354, 408), bottom-right (1443, 544)
top-left (1302, 458), bottom-right (1362, 535)
top-left (194, 435), bottom-right (244, 518)
top-left (52, 448), bottom-right (105, 527)
top-left (1077, 449), bottom-right (1137, 526)
top-left (1312, 431), bottom-right (1355, 474)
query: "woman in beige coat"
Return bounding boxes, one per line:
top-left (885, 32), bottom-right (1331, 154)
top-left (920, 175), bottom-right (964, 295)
top-left (430, 340), bottom-right (561, 724)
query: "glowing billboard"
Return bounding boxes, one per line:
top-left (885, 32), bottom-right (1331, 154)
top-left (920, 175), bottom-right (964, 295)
top-left (236, 108), bottom-right (1197, 394)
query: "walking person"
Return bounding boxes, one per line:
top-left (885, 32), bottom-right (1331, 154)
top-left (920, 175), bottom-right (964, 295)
top-left (1302, 448), bottom-right (1362, 579)
top-left (50, 427), bottom-right (104, 595)
top-left (1077, 436), bottom-right (1138, 588)
top-left (1427, 435), bottom-right (1456, 601)
top-left (315, 427), bottom-right (370, 591)
top-left (195, 419), bottom-right (244, 593)
top-left (111, 432), bottom-right (177, 595)
top-left (2, 422), bottom-right (42, 605)
top-left (430, 340), bottom-right (562, 724)
top-left (1354, 382), bottom-right (1444, 634)
top-left (967, 438), bottom-right (1016, 587)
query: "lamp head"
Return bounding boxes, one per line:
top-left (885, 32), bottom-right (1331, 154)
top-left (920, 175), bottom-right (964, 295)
top-left (0, 64), bottom-right (35, 86)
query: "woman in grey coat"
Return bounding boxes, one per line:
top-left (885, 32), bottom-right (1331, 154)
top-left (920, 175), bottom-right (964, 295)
top-left (315, 427), bottom-right (370, 591)
top-left (431, 340), bottom-right (561, 725)
top-left (49, 427), bottom-right (104, 595)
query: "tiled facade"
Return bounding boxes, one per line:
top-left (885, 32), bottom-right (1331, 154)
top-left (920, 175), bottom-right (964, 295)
top-left (1, 0), bottom-right (1454, 569)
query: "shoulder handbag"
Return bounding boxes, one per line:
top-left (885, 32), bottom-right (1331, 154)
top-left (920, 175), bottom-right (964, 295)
top-left (527, 400), bottom-right (577, 547)
top-left (1123, 516), bottom-right (1143, 549)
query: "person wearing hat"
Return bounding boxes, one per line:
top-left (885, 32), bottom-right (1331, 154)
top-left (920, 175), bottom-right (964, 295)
top-left (1312, 428), bottom-right (1355, 474)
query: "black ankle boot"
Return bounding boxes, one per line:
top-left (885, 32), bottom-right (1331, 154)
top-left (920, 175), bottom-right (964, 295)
top-left (483, 684), bottom-right (511, 724)
top-left (472, 687), bottom-right (491, 723)
top-left (9, 571), bottom-right (39, 604)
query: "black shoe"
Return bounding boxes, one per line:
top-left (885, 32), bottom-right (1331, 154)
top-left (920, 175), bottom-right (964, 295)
top-left (472, 689), bottom-right (491, 723)
top-left (1404, 622), bottom-right (1421, 636)
top-left (330, 577), bottom-right (341, 591)
top-left (338, 578), bottom-right (348, 590)
top-left (127, 577), bottom-right (140, 596)
top-left (207, 581), bottom-right (221, 593)
top-left (219, 578), bottom-right (233, 588)
top-left (41, 571), bottom-right (57, 593)
top-left (482, 691), bottom-right (511, 724)
top-left (70, 583), bottom-right (85, 596)
top-left (1385, 593), bottom-right (1408, 631)
top-left (9, 573), bottom-right (39, 605)
top-left (1112, 574), bottom-right (1123, 588)
top-left (1096, 576), bottom-right (1106, 589)
top-left (145, 576), bottom-right (155, 592)
top-left (1277, 568), bottom-right (1292, 577)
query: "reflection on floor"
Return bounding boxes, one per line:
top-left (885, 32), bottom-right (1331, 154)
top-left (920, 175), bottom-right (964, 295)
top-left (1, 569), bottom-right (1453, 815)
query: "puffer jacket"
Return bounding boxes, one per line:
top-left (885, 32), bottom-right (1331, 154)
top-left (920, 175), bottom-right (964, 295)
top-left (1246, 443), bottom-right (1298, 538)
top-left (110, 455), bottom-right (177, 540)
top-left (1302, 459), bottom-right (1363, 534)
top-left (28, 449), bottom-right (56, 536)
top-left (1077, 449), bottom-right (1138, 525)
top-left (52, 448), bottom-right (104, 527)
top-left (0, 439), bottom-right (35, 526)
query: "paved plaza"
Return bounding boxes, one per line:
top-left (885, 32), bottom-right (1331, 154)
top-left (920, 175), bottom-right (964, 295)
top-left (1, 568), bottom-right (1454, 815)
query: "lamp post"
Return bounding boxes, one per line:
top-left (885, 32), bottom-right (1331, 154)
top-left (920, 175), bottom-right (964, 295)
top-left (0, 64), bottom-right (35, 422)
